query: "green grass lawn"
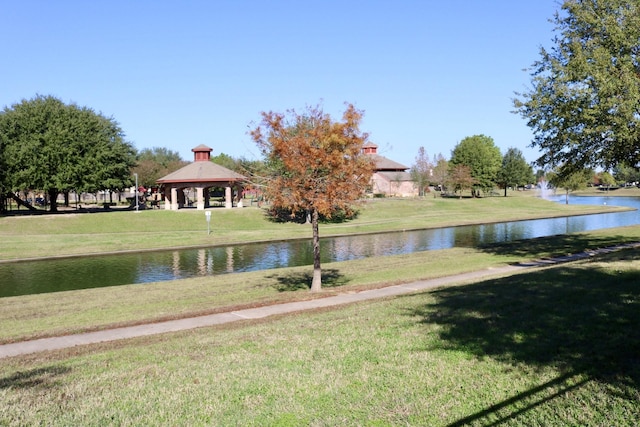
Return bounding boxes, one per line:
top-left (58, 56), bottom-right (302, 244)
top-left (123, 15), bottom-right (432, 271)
top-left (1, 247), bottom-right (639, 425)
top-left (1, 195), bottom-right (639, 425)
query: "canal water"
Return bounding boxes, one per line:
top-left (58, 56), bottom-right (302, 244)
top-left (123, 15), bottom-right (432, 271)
top-left (1, 195), bottom-right (639, 297)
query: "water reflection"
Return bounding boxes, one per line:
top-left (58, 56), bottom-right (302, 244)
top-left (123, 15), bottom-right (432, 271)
top-left (1, 196), bottom-right (638, 297)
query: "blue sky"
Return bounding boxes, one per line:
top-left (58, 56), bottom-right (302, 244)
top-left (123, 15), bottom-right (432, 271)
top-left (2, 1), bottom-right (559, 167)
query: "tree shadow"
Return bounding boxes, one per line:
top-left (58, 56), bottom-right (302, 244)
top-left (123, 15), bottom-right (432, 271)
top-left (267, 268), bottom-right (349, 292)
top-left (479, 232), bottom-right (640, 260)
top-left (0, 365), bottom-right (71, 390)
top-left (407, 250), bottom-right (640, 423)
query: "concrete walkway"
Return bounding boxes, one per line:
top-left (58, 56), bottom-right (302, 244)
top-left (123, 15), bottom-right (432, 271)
top-left (2, 242), bottom-right (638, 359)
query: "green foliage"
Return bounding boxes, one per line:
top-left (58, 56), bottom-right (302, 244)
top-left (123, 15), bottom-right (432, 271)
top-left (612, 163), bottom-right (640, 184)
top-left (497, 147), bottom-right (535, 195)
top-left (514, 0), bottom-right (640, 171)
top-left (210, 152), bottom-right (239, 171)
top-left (430, 154), bottom-right (449, 190)
top-left (138, 146), bottom-right (183, 165)
top-left (598, 171), bottom-right (616, 187)
top-left (133, 147), bottom-right (186, 188)
top-left (0, 95), bottom-right (136, 210)
top-left (450, 134), bottom-right (502, 194)
top-left (549, 167), bottom-right (592, 203)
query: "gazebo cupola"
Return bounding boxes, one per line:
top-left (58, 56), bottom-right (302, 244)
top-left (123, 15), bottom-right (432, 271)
top-left (362, 142), bottom-right (378, 154)
top-left (192, 144), bottom-right (213, 162)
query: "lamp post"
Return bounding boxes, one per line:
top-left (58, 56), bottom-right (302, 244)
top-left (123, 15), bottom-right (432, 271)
top-left (205, 210), bottom-right (211, 235)
top-left (134, 173), bottom-right (138, 213)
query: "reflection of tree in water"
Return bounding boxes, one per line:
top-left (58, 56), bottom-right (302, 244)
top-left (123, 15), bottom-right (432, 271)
top-left (409, 250), bottom-right (640, 423)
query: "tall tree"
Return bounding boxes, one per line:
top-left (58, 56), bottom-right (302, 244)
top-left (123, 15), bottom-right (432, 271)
top-left (450, 135), bottom-right (502, 195)
top-left (514, 0), bottom-right (640, 173)
top-left (0, 95), bottom-right (135, 211)
top-left (497, 147), bottom-right (535, 196)
top-left (410, 146), bottom-right (433, 196)
top-left (250, 104), bottom-right (374, 292)
top-left (0, 115), bottom-right (7, 211)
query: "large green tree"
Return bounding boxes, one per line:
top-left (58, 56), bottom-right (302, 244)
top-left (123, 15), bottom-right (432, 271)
top-left (0, 95), bottom-right (135, 211)
top-left (514, 0), bottom-right (640, 173)
top-left (450, 134), bottom-right (502, 195)
top-left (250, 104), bottom-right (374, 292)
top-left (497, 147), bottom-right (535, 196)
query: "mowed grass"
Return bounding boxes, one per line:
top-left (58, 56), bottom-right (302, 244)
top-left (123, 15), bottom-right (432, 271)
top-left (1, 248), bottom-right (639, 425)
top-left (0, 193), bottom-right (626, 260)
top-left (1, 195), bottom-right (640, 425)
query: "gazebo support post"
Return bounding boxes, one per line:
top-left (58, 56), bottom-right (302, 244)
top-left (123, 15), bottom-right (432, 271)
top-left (196, 187), bottom-right (205, 210)
top-left (225, 186), bottom-right (232, 209)
top-left (171, 187), bottom-right (179, 210)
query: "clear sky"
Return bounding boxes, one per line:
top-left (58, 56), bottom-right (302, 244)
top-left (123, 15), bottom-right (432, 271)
top-left (1, 1), bottom-right (559, 168)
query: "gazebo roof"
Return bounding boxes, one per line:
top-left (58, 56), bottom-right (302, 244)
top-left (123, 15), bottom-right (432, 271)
top-left (157, 145), bottom-right (246, 184)
top-left (157, 161), bottom-right (246, 184)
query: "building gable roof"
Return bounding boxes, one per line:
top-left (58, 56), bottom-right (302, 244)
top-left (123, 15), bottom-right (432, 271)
top-left (369, 154), bottom-right (408, 172)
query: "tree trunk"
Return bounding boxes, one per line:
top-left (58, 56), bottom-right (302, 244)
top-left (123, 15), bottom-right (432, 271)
top-left (310, 207), bottom-right (322, 292)
top-left (565, 190), bottom-right (569, 204)
top-left (48, 188), bottom-right (59, 212)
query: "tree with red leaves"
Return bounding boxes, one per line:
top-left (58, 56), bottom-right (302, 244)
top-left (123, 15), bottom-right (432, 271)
top-left (250, 104), bottom-right (374, 292)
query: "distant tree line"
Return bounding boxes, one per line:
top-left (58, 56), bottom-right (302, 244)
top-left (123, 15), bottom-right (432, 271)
top-left (409, 135), bottom-right (535, 198)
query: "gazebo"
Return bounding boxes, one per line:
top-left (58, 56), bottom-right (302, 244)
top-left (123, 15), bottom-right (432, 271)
top-left (157, 144), bottom-right (246, 210)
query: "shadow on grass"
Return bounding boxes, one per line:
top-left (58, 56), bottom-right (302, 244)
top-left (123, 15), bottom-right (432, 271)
top-left (479, 232), bottom-right (640, 260)
top-left (267, 268), bottom-right (349, 292)
top-left (0, 366), bottom-right (71, 390)
top-left (408, 249), bottom-right (640, 424)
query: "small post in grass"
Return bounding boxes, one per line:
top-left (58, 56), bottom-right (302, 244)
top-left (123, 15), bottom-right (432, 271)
top-left (134, 173), bottom-right (139, 213)
top-left (205, 210), bottom-right (212, 235)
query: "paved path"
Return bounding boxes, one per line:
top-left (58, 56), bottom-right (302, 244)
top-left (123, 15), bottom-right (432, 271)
top-left (2, 242), bottom-right (638, 359)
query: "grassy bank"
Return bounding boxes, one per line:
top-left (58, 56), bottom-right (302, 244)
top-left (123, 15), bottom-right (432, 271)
top-left (1, 246), bottom-right (639, 425)
top-left (0, 194), bottom-right (628, 260)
